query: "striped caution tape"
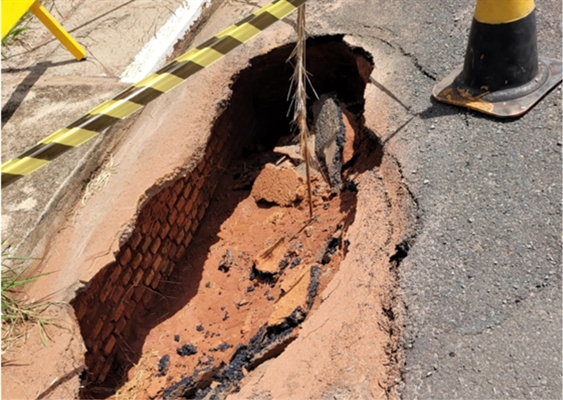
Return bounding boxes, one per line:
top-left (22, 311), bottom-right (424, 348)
top-left (2, 0), bottom-right (307, 188)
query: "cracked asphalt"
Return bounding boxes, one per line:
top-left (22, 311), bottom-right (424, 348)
top-left (309, 0), bottom-right (561, 398)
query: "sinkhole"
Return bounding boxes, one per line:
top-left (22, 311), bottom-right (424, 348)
top-left (71, 35), bottom-right (410, 399)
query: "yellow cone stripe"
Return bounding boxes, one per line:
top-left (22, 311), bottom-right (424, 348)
top-left (474, 0), bottom-right (535, 24)
top-left (2, 0), bottom-right (307, 188)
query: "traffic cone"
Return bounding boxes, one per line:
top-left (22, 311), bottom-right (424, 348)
top-left (432, 0), bottom-right (562, 117)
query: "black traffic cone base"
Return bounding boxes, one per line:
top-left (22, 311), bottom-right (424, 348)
top-left (432, 58), bottom-right (562, 117)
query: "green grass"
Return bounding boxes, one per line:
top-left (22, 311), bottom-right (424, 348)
top-left (1, 241), bottom-right (57, 352)
top-left (1, 12), bottom-right (31, 59)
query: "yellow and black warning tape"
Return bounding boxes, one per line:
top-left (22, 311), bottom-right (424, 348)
top-left (2, 0), bottom-right (307, 188)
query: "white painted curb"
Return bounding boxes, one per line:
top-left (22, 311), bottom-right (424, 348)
top-left (120, 0), bottom-right (211, 83)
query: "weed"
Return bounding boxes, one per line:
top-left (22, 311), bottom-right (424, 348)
top-left (1, 240), bottom-right (58, 353)
top-left (1, 11), bottom-right (31, 59)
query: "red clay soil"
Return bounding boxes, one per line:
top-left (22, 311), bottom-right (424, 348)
top-left (114, 150), bottom-right (357, 399)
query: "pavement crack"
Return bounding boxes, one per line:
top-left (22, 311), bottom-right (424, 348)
top-left (346, 29), bottom-right (437, 81)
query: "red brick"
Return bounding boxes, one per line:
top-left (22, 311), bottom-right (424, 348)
top-left (144, 269), bottom-right (155, 286)
top-left (158, 210), bottom-right (170, 224)
top-left (132, 268), bottom-right (144, 287)
top-left (157, 189), bottom-right (169, 204)
top-left (166, 190), bottom-right (178, 208)
top-left (150, 237), bottom-right (161, 254)
top-left (182, 232), bottom-right (193, 247)
top-left (197, 160), bottom-right (205, 174)
top-left (110, 286), bottom-right (125, 304)
top-left (175, 244), bottom-right (186, 261)
top-left (132, 285), bottom-right (147, 303)
top-left (99, 284), bottom-right (114, 303)
top-left (197, 203), bottom-right (206, 221)
top-left (166, 208), bottom-right (178, 226)
top-left (151, 202), bottom-right (167, 223)
top-left (119, 248), bottom-right (132, 266)
top-left (129, 231), bottom-right (142, 250)
top-left (121, 268), bottom-right (133, 285)
top-left (91, 319), bottom-right (105, 339)
top-left (140, 253), bottom-right (154, 270)
top-left (98, 359), bottom-right (113, 383)
top-left (92, 339), bottom-right (103, 355)
top-left (87, 278), bottom-right (101, 295)
top-left (203, 160), bottom-right (212, 177)
top-left (173, 179), bottom-right (184, 195)
top-left (161, 260), bottom-right (173, 276)
top-left (190, 219), bottom-right (200, 235)
top-left (150, 220), bottom-right (161, 238)
top-left (175, 229), bottom-right (185, 245)
top-left (175, 195), bottom-right (186, 211)
top-left (185, 188), bottom-right (198, 210)
top-left (167, 243), bottom-right (178, 260)
top-left (196, 175), bottom-right (205, 191)
top-left (160, 239), bottom-right (172, 255)
top-left (131, 253), bottom-right (143, 270)
top-left (160, 222), bottom-right (171, 239)
top-left (123, 300), bottom-right (136, 320)
top-left (100, 322), bottom-right (114, 342)
top-left (168, 225), bottom-right (179, 241)
top-left (204, 143), bottom-right (214, 159)
top-left (140, 236), bottom-right (152, 253)
top-left (150, 272), bottom-right (163, 289)
top-left (74, 301), bottom-right (88, 321)
top-left (122, 286), bottom-right (134, 303)
top-left (188, 202), bottom-right (199, 221)
top-left (103, 335), bottom-right (117, 356)
top-left (152, 254), bottom-right (163, 270)
top-left (176, 211), bottom-right (186, 227)
top-left (160, 261), bottom-right (176, 277)
top-left (112, 302), bottom-right (127, 321)
top-left (139, 215), bottom-right (152, 235)
top-left (107, 264), bottom-right (122, 285)
top-left (90, 359), bottom-right (105, 378)
top-left (114, 317), bottom-right (128, 335)
top-left (180, 180), bottom-right (193, 196)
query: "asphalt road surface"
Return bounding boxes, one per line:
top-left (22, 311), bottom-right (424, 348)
top-left (310, 0), bottom-right (562, 398)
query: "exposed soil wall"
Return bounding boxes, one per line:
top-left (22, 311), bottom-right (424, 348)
top-left (72, 36), bottom-right (377, 398)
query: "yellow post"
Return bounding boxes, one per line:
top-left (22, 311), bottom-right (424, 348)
top-left (28, 0), bottom-right (86, 60)
top-left (1, 0), bottom-right (35, 38)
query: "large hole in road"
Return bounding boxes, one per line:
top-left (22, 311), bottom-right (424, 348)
top-left (72, 35), bottom-right (404, 399)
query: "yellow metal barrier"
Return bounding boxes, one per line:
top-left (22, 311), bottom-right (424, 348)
top-left (2, 0), bottom-right (86, 61)
top-left (2, 0), bottom-right (307, 187)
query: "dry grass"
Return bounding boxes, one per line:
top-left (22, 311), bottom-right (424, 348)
top-left (115, 350), bottom-right (159, 400)
top-left (81, 155), bottom-right (117, 205)
top-left (1, 241), bottom-right (58, 355)
top-left (288, 5), bottom-right (315, 218)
